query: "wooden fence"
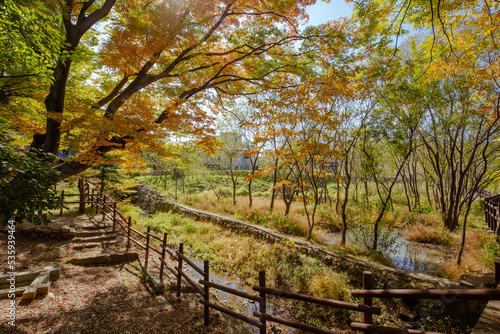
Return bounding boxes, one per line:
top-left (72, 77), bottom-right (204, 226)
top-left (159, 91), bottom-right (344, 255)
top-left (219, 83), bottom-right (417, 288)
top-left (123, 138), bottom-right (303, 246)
top-left (59, 179), bottom-right (500, 334)
top-left (478, 190), bottom-right (500, 235)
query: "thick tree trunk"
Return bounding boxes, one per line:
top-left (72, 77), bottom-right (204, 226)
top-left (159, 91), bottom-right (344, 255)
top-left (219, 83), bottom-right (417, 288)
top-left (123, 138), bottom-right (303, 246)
top-left (34, 0), bottom-right (117, 156)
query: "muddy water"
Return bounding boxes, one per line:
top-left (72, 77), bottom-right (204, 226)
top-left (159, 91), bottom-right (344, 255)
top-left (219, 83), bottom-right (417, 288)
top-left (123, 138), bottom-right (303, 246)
top-left (322, 229), bottom-right (452, 276)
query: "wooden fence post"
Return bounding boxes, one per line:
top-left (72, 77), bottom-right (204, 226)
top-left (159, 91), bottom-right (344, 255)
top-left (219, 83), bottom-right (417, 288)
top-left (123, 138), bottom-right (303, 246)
top-left (363, 271), bottom-right (373, 331)
top-left (493, 203), bottom-right (500, 235)
top-left (259, 270), bottom-right (266, 334)
top-left (159, 233), bottom-right (167, 284)
top-left (112, 202), bottom-right (117, 231)
top-left (91, 188), bottom-right (95, 210)
top-left (78, 178), bottom-right (86, 214)
top-left (487, 200), bottom-right (491, 230)
top-left (495, 257), bottom-right (500, 285)
top-left (204, 260), bottom-right (210, 326)
top-left (127, 216), bottom-right (132, 249)
top-left (489, 200), bottom-right (493, 230)
top-left (95, 190), bottom-right (99, 214)
top-left (102, 195), bottom-right (107, 220)
top-left (60, 190), bottom-right (65, 216)
top-left (176, 243), bottom-right (184, 297)
top-left (145, 226), bottom-right (151, 271)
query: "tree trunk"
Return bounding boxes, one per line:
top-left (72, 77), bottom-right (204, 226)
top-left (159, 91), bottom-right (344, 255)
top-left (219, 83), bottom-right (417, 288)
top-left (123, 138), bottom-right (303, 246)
top-left (341, 158), bottom-right (351, 247)
top-left (457, 197), bottom-right (473, 265)
top-left (248, 179), bottom-right (253, 208)
top-left (372, 148), bottom-right (413, 251)
top-left (270, 158), bottom-right (278, 212)
top-left (364, 179), bottom-right (369, 209)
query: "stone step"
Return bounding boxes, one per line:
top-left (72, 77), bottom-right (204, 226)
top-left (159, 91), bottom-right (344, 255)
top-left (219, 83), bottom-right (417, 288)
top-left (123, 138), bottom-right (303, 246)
top-left (69, 252), bottom-right (139, 265)
top-left (79, 222), bottom-right (113, 230)
top-left (72, 240), bottom-right (119, 250)
top-left (72, 234), bottom-right (118, 243)
top-left (74, 230), bottom-right (119, 238)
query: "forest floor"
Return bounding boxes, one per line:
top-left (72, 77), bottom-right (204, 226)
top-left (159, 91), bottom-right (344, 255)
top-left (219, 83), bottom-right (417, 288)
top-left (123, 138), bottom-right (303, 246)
top-left (0, 213), bottom-right (233, 334)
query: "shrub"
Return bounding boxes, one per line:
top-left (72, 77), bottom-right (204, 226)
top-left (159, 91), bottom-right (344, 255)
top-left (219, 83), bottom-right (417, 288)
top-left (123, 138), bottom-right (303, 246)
top-left (235, 187), bottom-right (249, 196)
top-left (0, 133), bottom-right (62, 225)
top-left (248, 210), bottom-right (305, 236)
top-left (405, 224), bottom-right (454, 246)
top-left (481, 237), bottom-right (500, 264)
top-left (471, 199), bottom-right (485, 216)
top-left (248, 210), bottom-right (269, 227)
top-left (317, 206), bottom-right (343, 232)
top-left (216, 186), bottom-right (232, 198)
top-left (270, 213), bottom-right (304, 236)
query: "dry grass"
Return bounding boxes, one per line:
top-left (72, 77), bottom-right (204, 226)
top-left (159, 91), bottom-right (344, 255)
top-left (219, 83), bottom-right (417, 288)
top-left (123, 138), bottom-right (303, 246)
top-left (405, 224), bottom-right (455, 246)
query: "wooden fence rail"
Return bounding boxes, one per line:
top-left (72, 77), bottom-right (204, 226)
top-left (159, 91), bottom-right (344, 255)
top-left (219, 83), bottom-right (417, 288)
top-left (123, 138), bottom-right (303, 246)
top-left (59, 178), bottom-right (500, 334)
top-left (477, 190), bottom-right (500, 235)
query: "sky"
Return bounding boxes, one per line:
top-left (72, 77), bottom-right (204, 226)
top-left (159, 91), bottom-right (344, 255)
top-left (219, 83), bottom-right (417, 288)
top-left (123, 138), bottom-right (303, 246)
top-left (305, 0), bottom-right (354, 27)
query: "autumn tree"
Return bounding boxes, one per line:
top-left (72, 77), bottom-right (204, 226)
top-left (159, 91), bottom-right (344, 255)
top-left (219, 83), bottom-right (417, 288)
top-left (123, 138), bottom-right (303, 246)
top-left (218, 103), bottom-right (267, 207)
top-left (2, 0), bottom-right (316, 177)
top-left (211, 131), bottom-right (246, 205)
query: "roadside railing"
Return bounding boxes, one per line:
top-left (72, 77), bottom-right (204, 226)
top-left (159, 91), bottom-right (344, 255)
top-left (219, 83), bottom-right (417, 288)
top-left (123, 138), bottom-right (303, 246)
top-left (59, 179), bottom-right (500, 334)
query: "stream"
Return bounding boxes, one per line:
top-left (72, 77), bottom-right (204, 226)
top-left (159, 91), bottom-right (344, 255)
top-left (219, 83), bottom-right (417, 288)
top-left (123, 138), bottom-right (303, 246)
top-left (322, 228), bottom-right (452, 276)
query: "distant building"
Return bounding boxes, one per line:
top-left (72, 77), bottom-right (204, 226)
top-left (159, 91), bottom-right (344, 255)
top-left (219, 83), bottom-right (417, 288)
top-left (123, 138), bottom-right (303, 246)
top-left (207, 132), bottom-right (259, 171)
top-left (231, 151), bottom-right (255, 170)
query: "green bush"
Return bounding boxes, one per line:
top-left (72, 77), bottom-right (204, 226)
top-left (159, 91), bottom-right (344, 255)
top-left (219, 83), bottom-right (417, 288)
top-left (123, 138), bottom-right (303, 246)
top-left (248, 210), bottom-right (304, 236)
top-left (471, 199), bottom-right (485, 216)
top-left (235, 187), bottom-right (249, 196)
top-left (248, 210), bottom-right (269, 227)
top-left (0, 133), bottom-right (62, 225)
top-left (270, 213), bottom-right (304, 236)
top-left (216, 186), bottom-right (232, 198)
top-left (482, 237), bottom-right (500, 264)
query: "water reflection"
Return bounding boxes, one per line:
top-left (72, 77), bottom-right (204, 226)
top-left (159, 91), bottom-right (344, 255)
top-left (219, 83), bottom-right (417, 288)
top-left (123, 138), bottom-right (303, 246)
top-left (323, 229), bottom-right (450, 276)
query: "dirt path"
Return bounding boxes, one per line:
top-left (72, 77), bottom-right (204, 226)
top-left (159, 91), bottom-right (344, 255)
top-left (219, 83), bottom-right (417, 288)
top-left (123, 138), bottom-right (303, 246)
top-left (0, 214), bottom-right (232, 334)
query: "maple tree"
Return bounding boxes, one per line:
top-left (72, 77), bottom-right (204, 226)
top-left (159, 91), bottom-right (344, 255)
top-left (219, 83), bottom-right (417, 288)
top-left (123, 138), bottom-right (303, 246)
top-left (2, 0), bottom-right (316, 177)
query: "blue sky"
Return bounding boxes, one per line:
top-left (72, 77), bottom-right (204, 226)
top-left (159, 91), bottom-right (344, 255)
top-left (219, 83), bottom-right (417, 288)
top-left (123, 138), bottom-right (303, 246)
top-left (305, 0), bottom-right (353, 26)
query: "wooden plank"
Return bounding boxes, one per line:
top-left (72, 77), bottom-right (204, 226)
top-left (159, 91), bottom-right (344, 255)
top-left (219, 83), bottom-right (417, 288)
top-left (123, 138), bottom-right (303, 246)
top-left (253, 286), bottom-right (381, 314)
top-left (158, 257), bottom-right (177, 277)
top-left (149, 233), bottom-right (162, 242)
top-left (175, 266), bottom-right (204, 295)
top-left (351, 289), bottom-right (500, 300)
top-left (176, 251), bottom-right (204, 275)
top-left (350, 323), bottom-right (442, 334)
top-left (200, 299), bottom-right (263, 329)
top-left (472, 299), bottom-right (500, 333)
top-left (253, 311), bottom-right (340, 334)
top-left (129, 237), bottom-right (147, 250)
top-left (200, 280), bottom-right (262, 302)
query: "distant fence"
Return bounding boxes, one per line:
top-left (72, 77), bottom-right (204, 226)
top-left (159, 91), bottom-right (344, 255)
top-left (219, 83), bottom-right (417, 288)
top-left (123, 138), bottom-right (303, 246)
top-left (477, 190), bottom-right (500, 235)
top-left (60, 179), bottom-right (500, 334)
